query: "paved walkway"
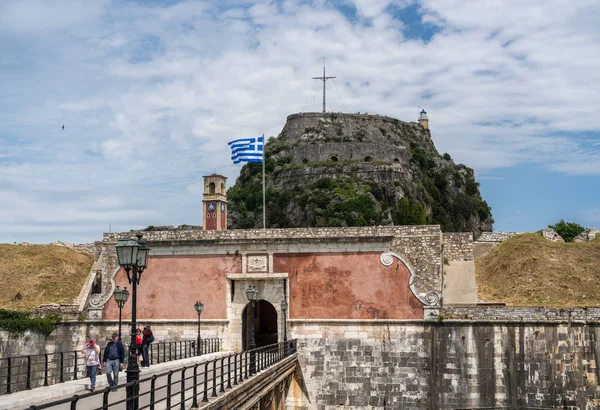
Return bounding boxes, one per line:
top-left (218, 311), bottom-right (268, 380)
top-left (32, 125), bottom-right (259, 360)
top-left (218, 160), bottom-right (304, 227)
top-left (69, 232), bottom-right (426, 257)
top-left (0, 352), bottom-right (229, 410)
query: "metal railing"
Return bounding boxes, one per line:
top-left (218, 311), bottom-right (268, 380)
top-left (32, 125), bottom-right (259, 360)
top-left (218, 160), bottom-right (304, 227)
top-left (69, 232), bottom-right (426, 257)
top-left (0, 338), bottom-right (221, 395)
top-left (25, 339), bottom-right (297, 410)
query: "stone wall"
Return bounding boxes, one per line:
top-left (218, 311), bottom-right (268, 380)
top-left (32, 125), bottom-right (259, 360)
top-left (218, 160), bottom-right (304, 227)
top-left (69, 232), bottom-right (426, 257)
top-left (476, 232), bottom-right (523, 242)
top-left (442, 233), bottom-right (473, 261)
top-left (94, 226), bottom-right (444, 320)
top-left (289, 320), bottom-right (600, 409)
top-left (444, 306), bottom-right (600, 321)
top-left (0, 320), bottom-right (227, 359)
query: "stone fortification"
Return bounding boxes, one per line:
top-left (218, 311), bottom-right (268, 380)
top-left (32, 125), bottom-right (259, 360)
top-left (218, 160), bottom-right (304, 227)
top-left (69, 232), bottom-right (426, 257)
top-left (442, 233), bottom-right (473, 261)
top-left (290, 320), bottom-right (600, 408)
top-left (281, 112), bottom-right (429, 165)
top-left (228, 111), bottom-right (493, 236)
top-left (444, 305), bottom-right (600, 321)
top-left (475, 232), bottom-right (523, 242)
top-left (93, 225), bottom-right (443, 315)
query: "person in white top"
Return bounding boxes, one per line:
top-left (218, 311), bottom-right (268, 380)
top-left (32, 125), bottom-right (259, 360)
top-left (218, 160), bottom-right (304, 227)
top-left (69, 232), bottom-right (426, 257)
top-left (81, 338), bottom-right (101, 392)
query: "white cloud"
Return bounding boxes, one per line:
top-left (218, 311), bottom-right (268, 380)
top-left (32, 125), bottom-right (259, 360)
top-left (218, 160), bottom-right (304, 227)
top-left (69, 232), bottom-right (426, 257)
top-left (0, 0), bottom-right (599, 242)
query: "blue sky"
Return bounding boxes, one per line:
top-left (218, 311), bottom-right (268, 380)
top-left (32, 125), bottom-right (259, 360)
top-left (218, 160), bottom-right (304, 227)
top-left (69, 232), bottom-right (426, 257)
top-left (0, 0), bottom-right (599, 243)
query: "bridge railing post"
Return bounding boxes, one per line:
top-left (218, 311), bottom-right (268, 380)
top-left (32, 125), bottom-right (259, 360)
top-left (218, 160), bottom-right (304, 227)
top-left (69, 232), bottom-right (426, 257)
top-left (220, 357), bottom-right (225, 393)
top-left (59, 353), bottom-right (64, 383)
top-left (150, 374), bottom-right (157, 410)
top-left (43, 354), bottom-right (49, 386)
top-left (26, 356), bottom-right (32, 390)
top-left (202, 362), bottom-right (209, 402)
top-left (192, 364), bottom-right (199, 408)
top-left (72, 351), bottom-right (78, 381)
top-left (166, 370), bottom-right (173, 409)
top-left (233, 353), bottom-right (238, 386)
top-left (211, 360), bottom-right (217, 397)
top-left (6, 358), bottom-right (11, 394)
top-left (227, 354), bottom-right (232, 389)
top-left (180, 366), bottom-right (186, 410)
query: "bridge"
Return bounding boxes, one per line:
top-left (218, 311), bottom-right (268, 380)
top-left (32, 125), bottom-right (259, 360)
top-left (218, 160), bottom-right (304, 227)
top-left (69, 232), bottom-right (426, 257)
top-left (0, 340), bottom-right (298, 410)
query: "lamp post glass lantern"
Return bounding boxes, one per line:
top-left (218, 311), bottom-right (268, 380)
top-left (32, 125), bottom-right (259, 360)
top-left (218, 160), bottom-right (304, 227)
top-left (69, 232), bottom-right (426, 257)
top-left (194, 301), bottom-right (204, 355)
top-left (113, 286), bottom-right (129, 339)
top-left (116, 236), bottom-right (150, 410)
top-left (245, 285), bottom-right (258, 374)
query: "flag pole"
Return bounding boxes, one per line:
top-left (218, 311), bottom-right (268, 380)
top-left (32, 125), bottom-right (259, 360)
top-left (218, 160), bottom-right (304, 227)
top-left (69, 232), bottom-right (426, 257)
top-left (262, 134), bottom-right (266, 229)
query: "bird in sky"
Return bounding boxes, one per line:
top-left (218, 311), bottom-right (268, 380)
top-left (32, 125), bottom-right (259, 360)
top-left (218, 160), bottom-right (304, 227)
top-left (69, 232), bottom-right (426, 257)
top-left (62, 124), bottom-right (64, 130)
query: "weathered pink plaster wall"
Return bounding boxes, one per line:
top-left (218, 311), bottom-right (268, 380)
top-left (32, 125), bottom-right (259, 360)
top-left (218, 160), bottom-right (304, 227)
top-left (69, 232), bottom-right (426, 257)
top-left (274, 252), bottom-right (423, 320)
top-left (102, 255), bottom-right (241, 320)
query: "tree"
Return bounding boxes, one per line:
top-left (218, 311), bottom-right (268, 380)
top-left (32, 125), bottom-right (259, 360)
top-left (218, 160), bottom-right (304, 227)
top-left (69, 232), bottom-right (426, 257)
top-left (548, 220), bottom-right (585, 242)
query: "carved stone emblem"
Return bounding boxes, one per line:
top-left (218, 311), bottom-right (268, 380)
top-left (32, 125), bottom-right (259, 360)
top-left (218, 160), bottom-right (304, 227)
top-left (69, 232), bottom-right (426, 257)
top-left (248, 255), bottom-right (268, 272)
top-left (89, 293), bottom-right (103, 307)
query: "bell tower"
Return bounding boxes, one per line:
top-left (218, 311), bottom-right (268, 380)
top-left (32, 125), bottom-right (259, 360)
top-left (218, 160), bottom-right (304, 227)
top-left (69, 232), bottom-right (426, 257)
top-left (418, 109), bottom-right (429, 130)
top-left (202, 174), bottom-right (228, 231)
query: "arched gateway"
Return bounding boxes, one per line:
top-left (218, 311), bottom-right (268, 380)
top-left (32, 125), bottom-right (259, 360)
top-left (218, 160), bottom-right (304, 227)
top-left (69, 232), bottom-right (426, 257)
top-left (241, 300), bottom-right (278, 350)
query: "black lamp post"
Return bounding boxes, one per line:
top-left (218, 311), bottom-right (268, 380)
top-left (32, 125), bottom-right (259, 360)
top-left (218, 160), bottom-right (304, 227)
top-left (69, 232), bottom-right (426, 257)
top-left (245, 285), bottom-right (258, 374)
top-left (194, 301), bottom-right (204, 356)
top-left (113, 286), bottom-right (129, 340)
top-left (280, 298), bottom-right (288, 343)
top-left (116, 235), bottom-right (150, 410)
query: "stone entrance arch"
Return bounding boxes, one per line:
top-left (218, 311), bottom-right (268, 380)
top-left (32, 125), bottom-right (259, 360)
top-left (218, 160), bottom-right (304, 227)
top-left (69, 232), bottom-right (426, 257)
top-left (241, 300), bottom-right (278, 350)
top-left (226, 276), bottom-right (287, 351)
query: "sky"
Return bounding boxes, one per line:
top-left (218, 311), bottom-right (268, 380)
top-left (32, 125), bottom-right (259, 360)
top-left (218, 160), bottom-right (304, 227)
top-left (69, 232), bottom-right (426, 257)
top-left (0, 0), bottom-right (599, 244)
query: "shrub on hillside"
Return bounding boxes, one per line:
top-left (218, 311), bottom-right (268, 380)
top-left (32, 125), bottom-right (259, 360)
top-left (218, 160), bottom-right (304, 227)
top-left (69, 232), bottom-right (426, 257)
top-left (0, 309), bottom-right (60, 335)
top-left (548, 220), bottom-right (585, 242)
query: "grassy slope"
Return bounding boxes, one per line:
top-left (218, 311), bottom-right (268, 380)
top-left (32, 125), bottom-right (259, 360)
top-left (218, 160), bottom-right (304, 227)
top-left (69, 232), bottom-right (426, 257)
top-left (0, 244), bottom-right (93, 310)
top-left (476, 233), bottom-right (600, 307)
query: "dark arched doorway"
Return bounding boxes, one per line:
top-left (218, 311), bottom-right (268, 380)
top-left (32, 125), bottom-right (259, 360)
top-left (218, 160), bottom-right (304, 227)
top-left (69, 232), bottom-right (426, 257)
top-left (241, 300), bottom-right (278, 350)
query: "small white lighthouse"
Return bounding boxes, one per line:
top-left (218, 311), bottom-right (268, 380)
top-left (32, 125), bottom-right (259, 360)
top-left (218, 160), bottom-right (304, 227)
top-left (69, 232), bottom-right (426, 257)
top-left (418, 109), bottom-right (429, 130)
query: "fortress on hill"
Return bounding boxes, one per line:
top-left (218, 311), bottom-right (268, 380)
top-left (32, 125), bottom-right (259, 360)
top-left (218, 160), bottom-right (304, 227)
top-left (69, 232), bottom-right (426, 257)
top-left (8, 110), bottom-right (600, 408)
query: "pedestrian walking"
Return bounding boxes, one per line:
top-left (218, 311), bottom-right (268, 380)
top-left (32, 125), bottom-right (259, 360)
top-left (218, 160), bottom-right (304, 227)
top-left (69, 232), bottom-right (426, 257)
top-left (103, 333), bottom-right (125, 389)
top-left (141, 325), bottom-right (154, 368)
top-left (136, 328), bottom-right (143, 366)
top-left (81, 338), bottom-right (101, 392)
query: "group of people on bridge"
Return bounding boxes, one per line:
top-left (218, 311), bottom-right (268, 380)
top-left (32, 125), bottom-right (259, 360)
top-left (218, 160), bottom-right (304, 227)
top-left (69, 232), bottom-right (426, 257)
top-left (81, 325), bottom-right (154, 392)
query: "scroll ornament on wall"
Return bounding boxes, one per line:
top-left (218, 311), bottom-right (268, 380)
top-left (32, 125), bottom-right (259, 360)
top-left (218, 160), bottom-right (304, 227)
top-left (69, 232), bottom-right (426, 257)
top-left (380, 251), bottom-right (440, 307)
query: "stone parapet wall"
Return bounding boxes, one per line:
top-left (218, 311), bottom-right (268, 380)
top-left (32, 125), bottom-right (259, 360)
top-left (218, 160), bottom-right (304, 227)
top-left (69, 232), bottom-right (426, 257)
top-left (0, 321), bottom-right (228, 360)
top-left (391, 233), bottom-right (441, 295)
top-left (476, 232), bottom-right (523, 242)
top-left (290, 320), bottom-right (600, 409)
top-left (443, 306), bottom-right (600, 321)
top-left (442, 233), bottom-right (473, 261)
top-left (102, 225), bottom-right (440, 243)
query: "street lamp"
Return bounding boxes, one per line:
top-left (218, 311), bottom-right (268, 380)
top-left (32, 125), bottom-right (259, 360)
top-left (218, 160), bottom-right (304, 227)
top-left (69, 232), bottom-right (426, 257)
top-left (113, 286), bottom-right (129, 340)
top-left (194, 301), bottom-right (204, 356)
top-left (280, 298), bottom-right (288, 343)
top-left (245, 285), bottom-right (258, 374)
top-left (116, 235), bottom-right (150, 410)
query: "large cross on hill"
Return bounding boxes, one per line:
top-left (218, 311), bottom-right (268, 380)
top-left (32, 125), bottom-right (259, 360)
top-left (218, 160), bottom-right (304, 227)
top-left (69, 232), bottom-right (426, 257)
top-left (313, 66), bottom-right (336, 113)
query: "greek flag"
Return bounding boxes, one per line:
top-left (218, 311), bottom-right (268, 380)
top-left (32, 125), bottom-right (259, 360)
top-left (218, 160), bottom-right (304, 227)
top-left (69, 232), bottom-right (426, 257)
top-left (228, 136), bottom-right (263, 164)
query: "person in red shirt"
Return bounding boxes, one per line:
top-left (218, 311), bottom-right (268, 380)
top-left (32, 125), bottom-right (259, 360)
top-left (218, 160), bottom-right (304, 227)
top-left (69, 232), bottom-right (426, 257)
top-left (135, 328), bottom-right (142, 366)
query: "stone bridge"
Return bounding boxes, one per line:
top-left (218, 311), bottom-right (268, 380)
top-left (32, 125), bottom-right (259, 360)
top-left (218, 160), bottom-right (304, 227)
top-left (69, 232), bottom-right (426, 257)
top-left (1, 341), bottom-right (298, 410)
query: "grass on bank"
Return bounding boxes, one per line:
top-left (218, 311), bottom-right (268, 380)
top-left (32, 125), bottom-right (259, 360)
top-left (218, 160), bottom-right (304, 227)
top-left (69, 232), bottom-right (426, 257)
top-left (476, 233), bottom-right (600, 307)
top-left (0, 244), bottom-right (93, 310)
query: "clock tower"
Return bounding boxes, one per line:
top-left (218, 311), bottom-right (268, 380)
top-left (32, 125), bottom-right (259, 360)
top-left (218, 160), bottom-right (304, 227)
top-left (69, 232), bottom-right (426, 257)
top-left (202, 174), bottom-right (228, 231)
